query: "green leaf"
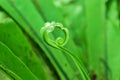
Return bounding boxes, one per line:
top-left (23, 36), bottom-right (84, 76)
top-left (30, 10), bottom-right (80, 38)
top-left (0, 21), bottom-right (48, 80)
top-left (0, 65), bottom-right (22, 80)
top-left (106, 0), bottom-right (120, 79)
top-left (0, 41), bottom-right (38, 80)
top-left (84, 0), bottom-right (106, 79)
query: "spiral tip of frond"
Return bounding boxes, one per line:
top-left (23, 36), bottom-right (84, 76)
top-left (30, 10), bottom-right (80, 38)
top-left (40, 21), bottom-right (69, 47)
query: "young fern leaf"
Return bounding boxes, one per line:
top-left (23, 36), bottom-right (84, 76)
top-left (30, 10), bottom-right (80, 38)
top-left (40, 22), bottom-right (69, 48)
top-left (40, 22), bottom-right (90, 80)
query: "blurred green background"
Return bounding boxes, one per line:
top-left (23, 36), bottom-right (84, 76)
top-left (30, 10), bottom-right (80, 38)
top-left (0, 0), bottom-right (119, 80)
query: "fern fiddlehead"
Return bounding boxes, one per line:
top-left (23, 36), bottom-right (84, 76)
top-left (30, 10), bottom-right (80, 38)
top-left (40, 22), bottom-right (69, 48)
top-left (40, 22), bottom-right (90, 80)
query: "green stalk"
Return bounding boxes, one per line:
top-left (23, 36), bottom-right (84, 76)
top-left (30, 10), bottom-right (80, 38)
top-left (40, 22), bottom-right (90, 80)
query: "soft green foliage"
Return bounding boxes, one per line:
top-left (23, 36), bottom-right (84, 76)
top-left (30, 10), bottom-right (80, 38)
top-left (0, 0), bottom-right (119, 80)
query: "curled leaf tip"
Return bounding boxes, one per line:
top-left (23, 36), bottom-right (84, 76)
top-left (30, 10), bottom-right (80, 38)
top-left (40, 21), bottom-right (69, 48)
